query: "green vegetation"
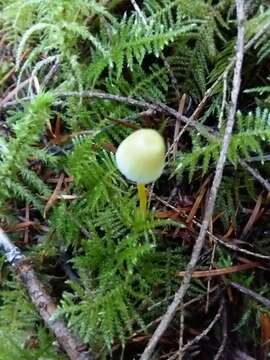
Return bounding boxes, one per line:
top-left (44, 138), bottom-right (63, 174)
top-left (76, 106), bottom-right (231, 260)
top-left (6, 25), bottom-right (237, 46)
top-left (1, 1), bottom-right (270, 359)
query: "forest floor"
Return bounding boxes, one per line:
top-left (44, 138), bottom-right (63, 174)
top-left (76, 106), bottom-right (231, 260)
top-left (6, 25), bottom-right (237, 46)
top-left (1, 1), bottom-right (270, 360)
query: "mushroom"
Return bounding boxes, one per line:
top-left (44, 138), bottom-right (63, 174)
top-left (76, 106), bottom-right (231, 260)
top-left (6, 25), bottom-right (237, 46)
top-left (115, 128), bottom-right (166, 213)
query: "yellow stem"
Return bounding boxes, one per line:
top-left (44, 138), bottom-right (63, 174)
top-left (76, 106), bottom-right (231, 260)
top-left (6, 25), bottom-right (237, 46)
top-left (137, 183), bottom-right (147, 214)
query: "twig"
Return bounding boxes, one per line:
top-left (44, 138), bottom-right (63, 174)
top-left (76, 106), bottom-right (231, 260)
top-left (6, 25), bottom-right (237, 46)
top-left (129, 294), bottom-right (208, 343)
top-left (239, 159), bottom-right (270, 192)
top-left (60, 90), bottom-right (171, 113)
top-left (205, 238), bottom-right (216, 313)
top-left (130, 0), bottom-right (147, 24)
top-left (0, 85), bottom-right (214, 142)
top-left (57, 91), bottom-right (214, 140)
top-left (139, 2), bottom-right (245, 359)
top-left (216, 237), bottom-right (270, 261)
top-left (178, 304), bottom-right (184, 360)
top-left (218, 68), bottom-right (229, 129)
top-left (172, 94), bottom-right (186, 160)
top-left (181, 298), bottom-right (224, 353)
top-left (213, 298), bottom-right (228, 360)
top-left (230, 281), bottom-right (270, 308)
top-left (169, 299), bottom-right (224, 360)
top-left (0, 229), bottom-right (94, 360)
top-left (247, 154), bottom-right (270, 163)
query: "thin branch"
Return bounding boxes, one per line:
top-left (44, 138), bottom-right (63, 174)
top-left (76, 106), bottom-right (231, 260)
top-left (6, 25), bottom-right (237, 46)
top-left (0, 229), bottom-right (95, 360)
top-left (218, 68), bottom-right (229, 129)
top-left (168, 299), bottom-right (224, 360)
top-left (130, 294), bottom-right (208, 341)
top-left (139, 2), bottom-right (245, 359)
top-left (213, 299), bottom-right (228, 360)
top-left (58, 90), bottom-right (213, 139)
top-left (230, 281), bottom-right (270, 308)
top-left (205, 241), bottom-right (216, 313)
top-left (239, 159), bottom-right (270, 192)
top-left (178, 304), bottom-right (185, 360)
top-left (172, 94), bottom-right (187, 160)
top-left (216, 237), bottom-right (270, 261)
top-left (181, 299), bottom-right (224, 353)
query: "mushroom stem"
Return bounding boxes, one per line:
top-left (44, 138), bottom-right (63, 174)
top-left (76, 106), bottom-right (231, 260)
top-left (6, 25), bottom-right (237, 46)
top-left (137, 183), bottom-right (147, 214)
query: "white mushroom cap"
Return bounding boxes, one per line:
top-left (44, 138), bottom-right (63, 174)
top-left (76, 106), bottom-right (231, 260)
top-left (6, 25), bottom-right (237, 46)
top-left (115, 128), bottom-right (166, 184)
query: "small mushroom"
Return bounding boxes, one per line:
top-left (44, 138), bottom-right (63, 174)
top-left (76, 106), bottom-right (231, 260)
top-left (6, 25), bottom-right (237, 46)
top-left (115, 128), bottom-right (166, 213)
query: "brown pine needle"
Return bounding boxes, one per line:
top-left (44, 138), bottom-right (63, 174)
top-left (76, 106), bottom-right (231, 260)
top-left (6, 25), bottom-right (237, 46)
top-left (177, 261), bottom-right (261, 278)
top-left (43, 173), bottom-right (65, 218)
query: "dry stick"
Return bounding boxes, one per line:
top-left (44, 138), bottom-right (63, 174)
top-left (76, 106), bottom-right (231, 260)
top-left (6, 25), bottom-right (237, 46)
top-left (213, 299), bottom-right (228, 360)
top-left (60, 91), bottom-right (213, 141)
top-left (181, 299), bottom-right (224, 354)
top-left (173, 94), bottom-right (186, 160)
top-left (205, 238), bottom-right (216, 313)
top-left (0, 229), bottom-right (94, 360)
top-left (139, 2), bottom-right (245, 359)
top-left (178, 304), bottom-right (185, 360)
top-left (168, 299), bottom-right (224, 360)
top-left (218, 69), bottom-right (229, 129)
top-left (241, 193), bottom-right (263, 239)
top-left (230, 281), bottom-right (270, 308)
top-left (137, 294), bottom-right (207, 337)
top-left (215, 237), bottom-right (270, 261)
top-left (239, 159), bottom-right (270, 192)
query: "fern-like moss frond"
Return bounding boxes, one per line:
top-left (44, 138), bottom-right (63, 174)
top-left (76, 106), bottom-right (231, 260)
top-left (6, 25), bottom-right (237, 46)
top-left (176, 108), bottom-right (270, 180)
top-left (0, 93), bottom-right (53, 216)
